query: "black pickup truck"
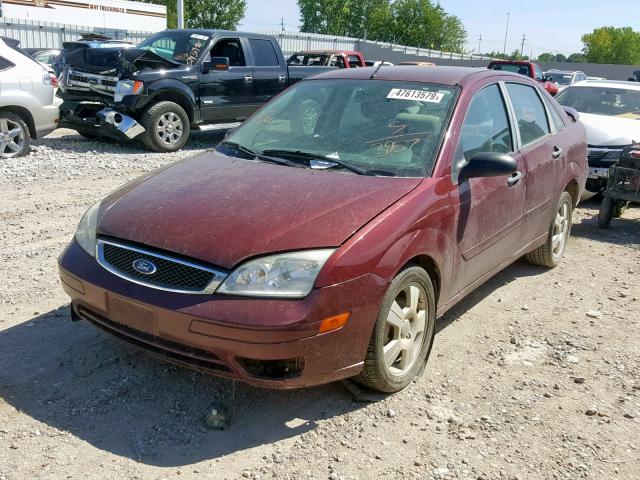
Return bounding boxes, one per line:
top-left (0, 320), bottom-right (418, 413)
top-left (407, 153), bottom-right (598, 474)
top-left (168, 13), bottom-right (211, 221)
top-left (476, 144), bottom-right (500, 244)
top-left (57, 29), bottom-right (333, 152)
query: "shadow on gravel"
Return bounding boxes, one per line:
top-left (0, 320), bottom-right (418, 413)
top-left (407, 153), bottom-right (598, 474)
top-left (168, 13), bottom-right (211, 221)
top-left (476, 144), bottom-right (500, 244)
top-left (573, 199), bottom-right (639, 248)
top-left (33, 129), bottom-right (226, 155)
top-left (0, 307), bottom-right (365, 467)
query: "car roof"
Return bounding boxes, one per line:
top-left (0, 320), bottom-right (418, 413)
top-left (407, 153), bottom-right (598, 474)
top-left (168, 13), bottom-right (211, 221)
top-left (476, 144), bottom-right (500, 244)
top-left (154, 29), bottom-right (275, 41)
top-left (570, 79), bottom-right (640, 90)
top-left (309, 65), bottom-right (523, 86)
top-left (488, 60), bottom-right (533, 65)
top-left (547, 69), bottom-right (582, 74)
top-left (294, 50), bottom-right (360, 55)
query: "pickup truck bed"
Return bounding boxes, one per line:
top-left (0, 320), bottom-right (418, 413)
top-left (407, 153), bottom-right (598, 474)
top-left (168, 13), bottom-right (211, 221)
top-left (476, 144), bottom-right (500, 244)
top-left (57, 29), bottom-right (335, 152)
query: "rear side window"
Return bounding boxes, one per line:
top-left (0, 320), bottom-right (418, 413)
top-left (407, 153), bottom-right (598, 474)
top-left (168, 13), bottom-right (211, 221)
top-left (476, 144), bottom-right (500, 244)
top-left (249, 39), bottom-right (279, 66)
top-left (533, 65), bottom-right (544, 81)
top-left (506, 83), bottom-right (550, 146)
top-left (0, 56), bottom-right (15, 71)
top-left (457, 84), bottom-right (514, 163)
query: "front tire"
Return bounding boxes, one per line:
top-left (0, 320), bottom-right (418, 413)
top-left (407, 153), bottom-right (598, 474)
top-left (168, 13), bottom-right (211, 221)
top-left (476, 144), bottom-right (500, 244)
top-left (355, 265), bottom-right (436, 393)
top-left (526, 191), bottom-right (573, 267)
top-left (0, 112), bottom-right (30, 158)
top-left (140, 101), bottom-right (190, 152)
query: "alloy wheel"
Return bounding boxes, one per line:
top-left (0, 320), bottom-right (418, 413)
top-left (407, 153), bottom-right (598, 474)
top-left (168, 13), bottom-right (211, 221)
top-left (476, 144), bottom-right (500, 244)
top-left (552, 202), bottom-right (569, 257)
top-left (156, 112), bottom-right (184, 146)
top-left (382, 282), bottom-right (428, 377)
top-left (0, 118), bottom-right (26, 158)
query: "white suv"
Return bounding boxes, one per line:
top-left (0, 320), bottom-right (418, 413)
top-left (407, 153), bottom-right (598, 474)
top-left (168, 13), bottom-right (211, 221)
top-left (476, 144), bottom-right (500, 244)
top-left (0, 37), bottom-right (59, 158)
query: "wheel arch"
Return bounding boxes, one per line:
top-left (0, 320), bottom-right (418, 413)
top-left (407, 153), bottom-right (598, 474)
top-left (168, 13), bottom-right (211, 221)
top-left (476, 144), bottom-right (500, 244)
top-left (148, 90), bottom-right (195, 122)
top-left (0, 106), bottom-right (36, 139)
top-left (564, 179), bottom-right (580, 207)
top-left (401, 254), bottom-right (441, 305)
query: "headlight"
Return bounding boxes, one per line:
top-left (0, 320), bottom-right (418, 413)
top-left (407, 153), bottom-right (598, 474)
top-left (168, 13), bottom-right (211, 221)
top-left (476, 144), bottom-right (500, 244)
top-left (114, 80), bottom-right (144, 101)
top-left (75, 201), bottom-right (101, 257)
top-left (216, 249), bottom-right (335, 298)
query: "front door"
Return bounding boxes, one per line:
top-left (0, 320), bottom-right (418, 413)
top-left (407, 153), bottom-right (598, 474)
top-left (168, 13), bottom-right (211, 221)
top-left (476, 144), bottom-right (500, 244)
top-left (451, 83), bottom-right (526, 292)
top-left (199, 37), bottom-right (256, 123)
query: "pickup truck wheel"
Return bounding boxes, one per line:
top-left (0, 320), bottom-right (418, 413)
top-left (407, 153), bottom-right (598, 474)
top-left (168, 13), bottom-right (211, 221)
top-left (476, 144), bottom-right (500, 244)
top-left (354, 265), bottom-right (436, 393)
top-left (0, 112), bottom-right (30, 158)
top-left (140, 101), bottom-right (190, 152)
top-left (526, 191), bottom-right (573, 267)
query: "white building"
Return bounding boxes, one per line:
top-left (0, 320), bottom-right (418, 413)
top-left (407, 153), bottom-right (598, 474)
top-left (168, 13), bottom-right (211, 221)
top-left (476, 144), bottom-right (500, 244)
top-left (1, 0), bottom-right (166, 32)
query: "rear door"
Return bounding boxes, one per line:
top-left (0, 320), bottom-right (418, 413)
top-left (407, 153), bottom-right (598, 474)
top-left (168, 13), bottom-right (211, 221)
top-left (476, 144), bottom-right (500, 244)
top-left (247, 37), bottom-right (288, 106)
top-left (451, 83), bottom-right (526, 292)
top-left (199, 37), bottom-right (256, 122)
top-left (504, 82), bottom-right (563, 240)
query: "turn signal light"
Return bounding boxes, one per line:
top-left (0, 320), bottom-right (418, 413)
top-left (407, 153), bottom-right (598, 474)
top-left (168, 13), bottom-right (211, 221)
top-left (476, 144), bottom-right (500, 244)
top-left (319, 312), bottom-right (350, 333)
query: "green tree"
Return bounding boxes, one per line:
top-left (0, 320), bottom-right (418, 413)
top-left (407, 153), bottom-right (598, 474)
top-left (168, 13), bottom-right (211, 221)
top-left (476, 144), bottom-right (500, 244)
top-left (536, 52), bottom-right (555, 62)
top-left (567, 52), bottom-right (587, 63)
top-left (582, 26), bottom-right (640, 64)
top-left (297, 0), bottom-right (466, 53)
top-left (151, 0), bottom-right (246, 30)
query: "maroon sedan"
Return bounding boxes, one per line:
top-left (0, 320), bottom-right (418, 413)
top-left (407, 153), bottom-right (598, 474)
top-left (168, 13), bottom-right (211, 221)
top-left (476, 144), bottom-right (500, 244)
top-left (58, 66), bottom-right (587, 392)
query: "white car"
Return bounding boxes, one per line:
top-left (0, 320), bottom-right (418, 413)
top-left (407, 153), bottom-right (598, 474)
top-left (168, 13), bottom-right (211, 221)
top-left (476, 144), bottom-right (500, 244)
top-left (555, 80), bottom-right (640, 197)
top-left (0, 37), bottom-right (59, 158)
top-left (545, 69), bottom-right (588, 93)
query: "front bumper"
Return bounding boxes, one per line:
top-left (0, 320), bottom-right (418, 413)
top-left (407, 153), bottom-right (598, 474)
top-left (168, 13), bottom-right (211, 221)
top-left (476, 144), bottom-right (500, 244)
top-left (58, 239), bottom-right (387, 389)
top-left (59, 101), bottom-right (145, 141)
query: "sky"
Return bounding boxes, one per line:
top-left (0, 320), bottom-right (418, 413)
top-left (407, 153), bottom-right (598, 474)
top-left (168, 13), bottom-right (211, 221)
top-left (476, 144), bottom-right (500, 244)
top-left (238, 0), bottom-right (640, 56)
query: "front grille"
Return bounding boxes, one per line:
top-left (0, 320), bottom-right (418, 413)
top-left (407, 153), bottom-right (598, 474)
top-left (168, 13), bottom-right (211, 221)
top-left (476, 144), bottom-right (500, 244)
top-left (65, 67), bottom-right (118, 96)
top-left (97, 239), bottom-right (227, 294)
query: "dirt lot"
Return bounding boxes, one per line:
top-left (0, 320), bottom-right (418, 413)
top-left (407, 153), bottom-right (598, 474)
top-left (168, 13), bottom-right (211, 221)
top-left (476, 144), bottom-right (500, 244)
top-left (1, 129), bottom-right (639, 480)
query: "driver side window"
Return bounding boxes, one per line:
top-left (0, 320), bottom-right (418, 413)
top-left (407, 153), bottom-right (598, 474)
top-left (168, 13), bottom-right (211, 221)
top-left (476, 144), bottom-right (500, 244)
top-left (210, 38), bottom-right (246, 67)
top-left (456, 84), bottom-right (514, 169)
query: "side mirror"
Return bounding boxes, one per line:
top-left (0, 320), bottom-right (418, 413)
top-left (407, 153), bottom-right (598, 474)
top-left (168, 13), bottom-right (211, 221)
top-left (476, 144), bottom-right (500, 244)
top-left (544, 75), bottom-right (553, 82)
top-left (202, 56), bottom-right (230, 74)
top-left (562, 106), bottom-right (580, 122)
top-left (458, 152), bottom-right (517, 182)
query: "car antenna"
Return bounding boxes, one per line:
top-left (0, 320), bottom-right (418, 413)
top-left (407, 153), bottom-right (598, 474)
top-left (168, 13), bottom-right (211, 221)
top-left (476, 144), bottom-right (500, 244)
top-left (370, 15), bottom-right (420, 79)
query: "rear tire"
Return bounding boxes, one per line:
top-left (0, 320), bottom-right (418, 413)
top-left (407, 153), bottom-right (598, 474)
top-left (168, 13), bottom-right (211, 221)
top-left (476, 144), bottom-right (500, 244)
top-left (598, 197), bottom-right (614, 228)
top-left (139, 101), bottom-right (190, 152)
top-left (354, 265), bottom-right (436, 393)
top-left (0, 111), bottom-right (30, 158)
top-left (526, 191), bottom-right (573, 267)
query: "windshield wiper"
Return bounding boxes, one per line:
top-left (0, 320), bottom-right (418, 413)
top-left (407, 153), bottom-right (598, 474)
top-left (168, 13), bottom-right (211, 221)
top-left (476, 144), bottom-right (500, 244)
top-left (261, 149), bottom-right (368, 175)
top-left (218, 141), bottom-right (301, 168)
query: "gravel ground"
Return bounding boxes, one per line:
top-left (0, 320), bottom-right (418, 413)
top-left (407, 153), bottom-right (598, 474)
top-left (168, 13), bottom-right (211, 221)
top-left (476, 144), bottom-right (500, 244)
top-left (1, 129), bottom-right (639, 480)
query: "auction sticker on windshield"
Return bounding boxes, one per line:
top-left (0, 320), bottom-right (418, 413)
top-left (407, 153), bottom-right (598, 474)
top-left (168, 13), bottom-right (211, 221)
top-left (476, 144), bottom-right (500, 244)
top-left (387, 89), bottom-right (444, 103)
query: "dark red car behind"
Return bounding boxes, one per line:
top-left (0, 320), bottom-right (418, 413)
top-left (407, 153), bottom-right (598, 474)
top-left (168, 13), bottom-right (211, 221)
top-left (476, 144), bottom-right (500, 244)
top-left (59, 66), bottom-right (587, 392)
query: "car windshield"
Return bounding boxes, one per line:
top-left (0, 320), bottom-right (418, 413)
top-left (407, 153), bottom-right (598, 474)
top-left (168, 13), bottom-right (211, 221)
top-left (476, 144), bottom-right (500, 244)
top-left (138, 31), bottom-right (210, 65)
top-left (557, 86), bottom-right (640, 118)
top-left (547, 73), bottom-right (573, 85)
top-left (219, 79), bottom-right (459, 177)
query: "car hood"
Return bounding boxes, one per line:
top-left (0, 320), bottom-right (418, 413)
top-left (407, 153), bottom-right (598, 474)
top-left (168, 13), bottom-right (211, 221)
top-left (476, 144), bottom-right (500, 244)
top-left (62, 47), bottom-right (179, 76)
top-left (97, 152), bottom-right (421, 269)
top-left (580, 112), bottom-right (640, 146)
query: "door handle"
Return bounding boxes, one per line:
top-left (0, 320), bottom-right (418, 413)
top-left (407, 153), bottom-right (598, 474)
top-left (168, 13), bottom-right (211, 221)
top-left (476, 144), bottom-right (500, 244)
top-left (507, 171), bottom-right (523, 187)
top-left (244, 75), bottom-right (253, 83)
top-left (277, 74), bottom-right (286, 83)
top-left (552, 146), bottom-right (563, 159)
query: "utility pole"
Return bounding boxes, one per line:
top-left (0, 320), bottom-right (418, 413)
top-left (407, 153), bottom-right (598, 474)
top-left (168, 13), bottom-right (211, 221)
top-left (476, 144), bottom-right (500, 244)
top-left (281, 17), bottom-right (285, 32)
top-left (520, 34), bottom-right (526, 58)
top-left (177, 0), bottom-right (184, 29)
top-left (502, 12), bottom-right (510, 56)
top-left (477, 34), bottom-right (482, 55)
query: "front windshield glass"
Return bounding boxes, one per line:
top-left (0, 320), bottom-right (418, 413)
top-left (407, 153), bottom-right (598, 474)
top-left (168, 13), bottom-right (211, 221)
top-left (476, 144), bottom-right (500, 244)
top-left (547, 73), bottom-right (573, 85)
top-left (219, 79), bottom-right (458, 177)
top-left (556, 86), bottom-right (640, 118)
top-left (138, 31), bottom-right (210, 65)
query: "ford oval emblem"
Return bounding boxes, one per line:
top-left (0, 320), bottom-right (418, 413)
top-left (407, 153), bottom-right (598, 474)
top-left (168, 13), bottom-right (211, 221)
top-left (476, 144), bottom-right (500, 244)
top-left (132, 258), bottom-right (157, 275)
